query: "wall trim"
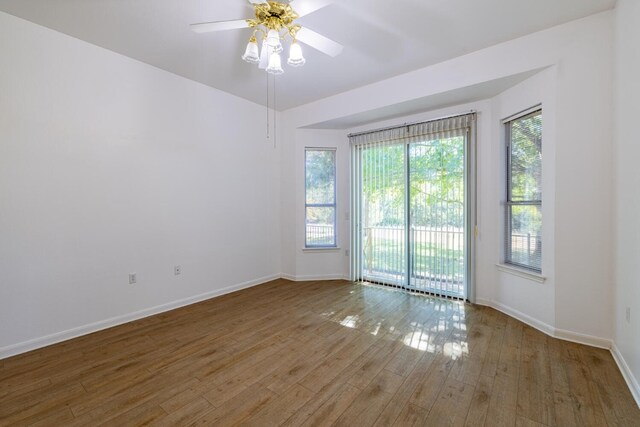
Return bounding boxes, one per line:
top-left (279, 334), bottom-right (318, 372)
top-left (281, 273), bottom-right (350, 281)
top-left (495, 263), bottom-right (546, 283)
top-left (554, 327), bottom-right (612, 350)
top-left (611, 343), bottom-right (640, 408)
top-left (475, 297), bottom-right (555, 337)
top-left (475, 298), bottom-right (612, 349)
top-left (0, 273), bottom-right (281, 360)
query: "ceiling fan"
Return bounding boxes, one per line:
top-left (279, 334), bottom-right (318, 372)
top-left (190, 0), bottom-right (343, 75)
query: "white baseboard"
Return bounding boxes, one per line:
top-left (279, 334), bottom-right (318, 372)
top-left (475, 298), bottom-right (556, 338)
top-left (281, 273), bottom-right (350, 281)
top-left (477, 298), bottom-right (638, 408)
top-left (474, 298), bottom-right (612, 349)
top-left (1, 273), bottom-right (355, 359)
top-left (611, 343), bottom-right (640, 408)
top-left (0, 273), bottom-right (281, 360)
top-left (3, 276), bottom-right (637, 409)
top-left (554, 327), bottom-right (612, 350)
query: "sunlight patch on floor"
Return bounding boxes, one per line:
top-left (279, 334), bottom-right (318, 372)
top-left (339, 315), bottom-right (359, 328)
top-left (403, 330), bottom-right (435, 352)
top-left (370, 321), bottom-right (382, 336)
top-left (443, 341), bottom-right (468, 360)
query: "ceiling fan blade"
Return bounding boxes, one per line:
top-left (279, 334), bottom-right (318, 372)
top-left (289, 0), bottom-right (334, 17)
top-left (296, 27), bottom-right (343, 57)
top-left (190, 19), bottom-right (249, 33)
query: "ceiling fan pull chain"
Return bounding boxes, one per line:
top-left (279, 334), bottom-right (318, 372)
top-left (273, 74), bottom-right (277, 148)
top-left (266, 70), bottom-right (270, 140)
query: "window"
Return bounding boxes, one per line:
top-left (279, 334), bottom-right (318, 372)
top-left (505, 109), bottom-right (542, 272)
top-left (305, 148), bottom-right (336, 247)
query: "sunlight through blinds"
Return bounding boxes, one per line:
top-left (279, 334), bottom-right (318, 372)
top-left (350, 113), bottom-right (475, 300)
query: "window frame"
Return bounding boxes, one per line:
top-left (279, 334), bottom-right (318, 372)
top-left (504, 108), bottom-right (542, 273)
top-left (304, 147), bottom-right (337, 248)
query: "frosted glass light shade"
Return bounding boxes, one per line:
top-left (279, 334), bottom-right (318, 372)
top-left (287, 42), bottom-right (306, 67)
top-left (258, 40), bottom-right (270, 69)
top-left (241, 40), bottom-right (260, 63)
top-left (266, 29), bottom-right (283, 53)
top-left (266, 52), bottom-right (284, 75)
top-left (266, 29), bottom-right (280, 47)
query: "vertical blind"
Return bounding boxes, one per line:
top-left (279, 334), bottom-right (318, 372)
top-left (504, 110), bottom-right (542, 271)
top-left (350, 113), bottom-right (475, 299)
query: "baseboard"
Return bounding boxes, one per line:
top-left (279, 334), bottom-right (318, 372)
top-left (4, 277), bottom-right (636, 408)
top-left (0, 273), bottom-right (281, 360)
top-left (475, 298), bottom-right (612, 349)
top-left (611, 343), bottom-right (640, 408)
top-left (554, 327), bottom-right (612, 350)
top-left (477, 298), bottom-right (637, 408)
top-left (280, 273), bottom-right (350, 281)
top-left (475, 298), bottom-right (556, 338)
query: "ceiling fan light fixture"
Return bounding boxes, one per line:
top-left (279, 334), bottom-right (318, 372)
top-left (266, 29), bottom-right (281, 48)
top-left (287, 41), bottom-right (305, 67)
top-left (190, 0), bottom-right (344, 76)
top-left (258, 39), bottom-right (270, 69)
top-left (241, 36), bottom-right (260, 63)
top-left (266, 51), bottom-right (284, 75)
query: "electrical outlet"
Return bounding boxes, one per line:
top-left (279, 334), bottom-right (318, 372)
top-left (174, 265), bottom-right (182, 276)
top-left (626, 307), bottom-right (631, 323)
top-left (129, 273), bottom-right (137, 284)
top-left (345, 249), bottom-right (350, 257)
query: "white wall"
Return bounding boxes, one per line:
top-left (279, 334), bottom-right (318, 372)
top-left (1, 8), bottom-right (632, 399)
top-left (0, 12), bottom-right (282, 357)
top-left (281, 11), bottom-right (614, 346)
top-left (613, 0), bottom-right (640, 404)
top-left (553, 17), bottom-right (613, 342)
top-left (486, 69), bottom-right (557, 331)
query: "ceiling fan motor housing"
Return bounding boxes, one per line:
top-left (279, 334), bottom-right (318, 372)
top-left (249, 1), bottom-right (300, 36)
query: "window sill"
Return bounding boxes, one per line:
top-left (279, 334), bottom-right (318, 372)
top-left (495, 263), bottom-right (546, 283)
top-left (302, 247), bottom-right (341, 253)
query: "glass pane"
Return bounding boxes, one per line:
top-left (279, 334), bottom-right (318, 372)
top-left (510, 112), bottom-right (542, 201)
top-left (507, 204), bottom-right (542, 271)
top-left (306, 207), bottom-right (335, 246)
top-left (361, 144), bottom-right (406, 285)
top-left (305, 150), bottom-right (335, 204)
top-left (409, 136), bottom-right (466, 297)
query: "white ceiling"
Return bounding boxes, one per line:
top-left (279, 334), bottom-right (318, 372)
top-left (0, 0), bottom-right (615, 110)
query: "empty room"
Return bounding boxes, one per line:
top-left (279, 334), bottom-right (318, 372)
top-left (1, 0), bottom-right (639, 425)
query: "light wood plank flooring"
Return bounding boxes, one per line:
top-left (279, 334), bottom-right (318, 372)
top-left (1, 279), bottom-right (638, 426)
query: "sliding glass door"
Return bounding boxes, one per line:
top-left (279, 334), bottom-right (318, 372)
top-left (351, 115), bottom-right (473, 300)
top-left (408, 136), bottom-right (466, 297)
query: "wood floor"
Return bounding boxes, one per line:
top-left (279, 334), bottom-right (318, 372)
top-left (1, 279), bottom-right (638, 426)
